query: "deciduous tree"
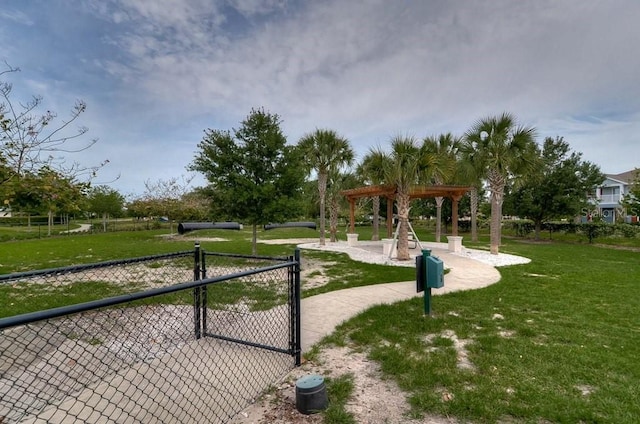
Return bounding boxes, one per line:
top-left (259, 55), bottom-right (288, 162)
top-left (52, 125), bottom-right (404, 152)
top-left (190, 108), bottom-right (305, 255)
top-left (87, 186), bottom-right (125, 231)
top-left (1, 63), bottom-right (103, 186)
top-left (37, 167), bottom-right (88, 235)
top-left (505, 137), bottom-right (604, 239)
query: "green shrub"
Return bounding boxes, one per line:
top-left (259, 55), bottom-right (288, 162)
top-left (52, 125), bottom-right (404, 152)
top-left (508, 220), bottom-right (534, 237)
top-left (543, 221), bottom-right (577, 234)
top-left (614, 223), bottom-right (640, 238)
top-left (578, 222), bottom-right (609, 243)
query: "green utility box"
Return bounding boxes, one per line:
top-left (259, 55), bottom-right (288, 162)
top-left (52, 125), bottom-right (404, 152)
top-left (426, 256), bottom-right (444, 289)
top-left (416, 249), bottom-right (444, 316)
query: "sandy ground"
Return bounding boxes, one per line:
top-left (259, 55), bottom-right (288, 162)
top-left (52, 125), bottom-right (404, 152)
top-left (173, 235), bottom-right (527, 422)
top-left (230, 237), bottom-right (527, 424)
top-left (231, 345), bottom-right (460, 424)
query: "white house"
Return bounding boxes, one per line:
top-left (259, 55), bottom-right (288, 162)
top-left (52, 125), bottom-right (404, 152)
top-left (588, 170), bottom-right (637, 223)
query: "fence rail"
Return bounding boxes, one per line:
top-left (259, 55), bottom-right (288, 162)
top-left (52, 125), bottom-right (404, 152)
top-left (0, 245), bottom-right (301, 423)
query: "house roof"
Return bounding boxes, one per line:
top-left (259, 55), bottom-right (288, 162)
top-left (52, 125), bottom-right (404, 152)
top-left (606, 169), bottom-right (638, 185)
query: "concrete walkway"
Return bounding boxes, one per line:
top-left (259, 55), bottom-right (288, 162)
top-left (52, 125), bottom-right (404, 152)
top-left (60, 223), bottom-right (92, 234)
top-left (299, 241), bottom-right (505, 352)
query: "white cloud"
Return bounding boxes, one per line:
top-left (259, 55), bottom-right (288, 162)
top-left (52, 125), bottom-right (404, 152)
top-left (6, 0), bottom-right (639, 192)
top-left (227, 0), bottom-right (289, 17)
top-left (0, 9), bottom-right (34, 25)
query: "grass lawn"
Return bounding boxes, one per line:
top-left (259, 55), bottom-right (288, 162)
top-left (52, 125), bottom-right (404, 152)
top-left (324, 239), bottom-right (640, 423)
top-left (0, 227), bottom-right (414, 317)
top-left (1, 225), bottom-right (639, 423)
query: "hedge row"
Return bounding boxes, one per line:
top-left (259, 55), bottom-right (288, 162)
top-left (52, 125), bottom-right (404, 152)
top-left (0, 216), bottom-right (64, 226)
top-left (506, 220), bottom-right (640, 241)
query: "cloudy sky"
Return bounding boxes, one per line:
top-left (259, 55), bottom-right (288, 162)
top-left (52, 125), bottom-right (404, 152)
top-left (1, 0), bottom-right (638, 196)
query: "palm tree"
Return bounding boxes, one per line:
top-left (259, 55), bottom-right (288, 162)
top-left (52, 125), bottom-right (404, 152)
top-left (462, 113), bottom-right (538, 254)
top-left (374, 136), bottom-right (423, 260)
top-left (357, 151), bottom-right (388, 241)
top-left (421, 133), bottom-right (460, 242)
top-left (456, 148), bottom-right (485, 242)
top-left (298, 129), bottom-right (354, 246)
top-left (326, 170), bottom-right (360, 242)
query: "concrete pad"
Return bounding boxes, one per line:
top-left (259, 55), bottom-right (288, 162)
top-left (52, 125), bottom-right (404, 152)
top-left (298, 240), bottom-right (511, 352)
top-left (20, 339), bottom-right (292, 424)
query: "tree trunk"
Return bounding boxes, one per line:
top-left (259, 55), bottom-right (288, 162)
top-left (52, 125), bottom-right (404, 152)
top-left (329, 196), bottom-right (338, 242)
top-left (47, 210), bottom-right (53, 236)
top-left (252, 223), bottom-right (258, 256)
top-left (396, 192), bottom-right (411, 260)
top-left (372, 196), bottom-right (380, 241)
top-left (435, 196), bottom-right (444, 242)
top-left (488, 172), bottom-right (505, 255)
top-left (470, 187), bottom-right (478, 242)
top-left (318, 172), bottom-right (327, 246)
top-left (534, 220), bottom-right (542, 241)
top-left (102, 212), bottom-right (107, 232)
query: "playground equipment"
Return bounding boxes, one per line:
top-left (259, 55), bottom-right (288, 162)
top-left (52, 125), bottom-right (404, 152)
top-left (263, 222), bottom-right (317, 231)
top-left (177, 222), bottom-right (242, 235)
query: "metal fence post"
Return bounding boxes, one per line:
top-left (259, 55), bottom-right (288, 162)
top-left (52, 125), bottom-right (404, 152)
top-left (201, 247), bottom-right (208, 336)
top-left (193, 242), bottom-right (201, 339)
top-left (288, 252), bottom-right (294, 358)
top-left (293, 248), bottom-right (302, 366)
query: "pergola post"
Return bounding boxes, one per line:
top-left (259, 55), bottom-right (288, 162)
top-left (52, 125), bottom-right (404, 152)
top-left (348, 198), bottom-right (356, 233)
top-left (386, 196), bottom-right (394, 238)
top-left (451, 194), bottom-right (462, 236)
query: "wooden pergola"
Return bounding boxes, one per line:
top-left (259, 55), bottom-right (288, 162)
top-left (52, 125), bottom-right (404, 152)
top-left (341, 184), bottom-right (471, 238)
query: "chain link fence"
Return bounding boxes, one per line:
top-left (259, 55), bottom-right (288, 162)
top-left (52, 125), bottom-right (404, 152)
top-left (0, 246), bottom-right (301, 423)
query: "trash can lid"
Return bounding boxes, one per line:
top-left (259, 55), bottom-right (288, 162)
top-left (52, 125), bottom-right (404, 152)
top-left (296, 374), bottom-right (325, 390)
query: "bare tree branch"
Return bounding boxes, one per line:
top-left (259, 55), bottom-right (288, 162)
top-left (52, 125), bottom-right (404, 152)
top-left (1, 62), bottom-right (105, 185)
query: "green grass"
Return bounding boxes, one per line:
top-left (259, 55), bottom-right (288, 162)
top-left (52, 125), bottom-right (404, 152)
top-left (2, 223), bottom-right (640, 422)
top-left (204, 280), bottom-right (288, 312)
top-left (323, 241), bottom-right (640, 423)
top-left (0, 226), bottom-right (412, 317)
top-left (0, 218), bottom-right (178, 241)
top-left (323, 374), bottom-right (357, 424)
top-left (0, 280), bottom-right (148, 318)
top-left (0, 223), bottom-right (77, 242)
top-left (0, 230), bottom-right (190, 273)
top-left (0, 230), bottom-right (413, 317)
top-left (302, 250), bottom-right (414, 297)
top-left (258, 226), bottom-right (319, 240)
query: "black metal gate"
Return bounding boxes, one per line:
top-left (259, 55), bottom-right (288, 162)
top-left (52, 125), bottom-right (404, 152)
top-left (0, 245), bottom-right (301, 423)
top-left (194, 246), bottom-right (301, 364)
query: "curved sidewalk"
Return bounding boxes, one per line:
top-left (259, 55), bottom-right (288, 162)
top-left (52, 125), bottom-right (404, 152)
top-left (299, 241), bottom-right (509, 352)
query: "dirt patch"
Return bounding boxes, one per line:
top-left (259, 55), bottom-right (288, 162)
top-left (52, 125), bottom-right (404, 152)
top-left (259, 238), bottom-right (319, 245)
top-left (165, 235), bottom-right (229, 242)
top-left (11, 264), bottom-right (194, 289)
top-left (300, 256), bottom-right (336, 290)
top-left (232, 346), bottom-right (459, 424)
top-left (593, 243), bottom-right (640, 252)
